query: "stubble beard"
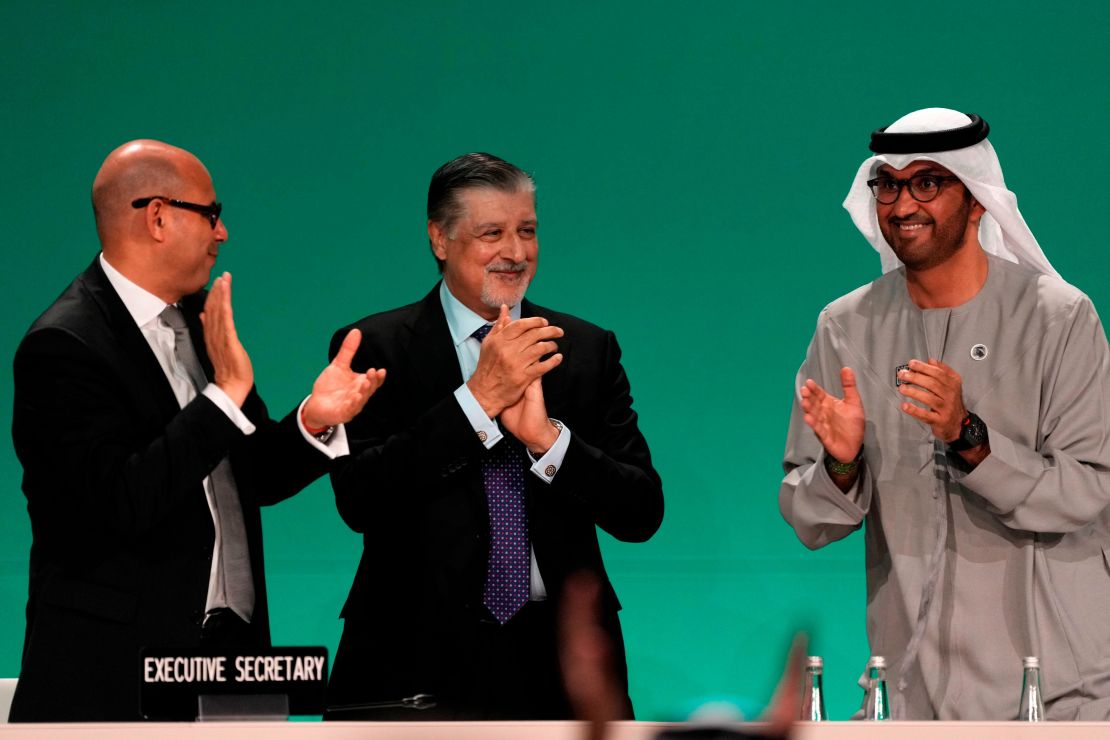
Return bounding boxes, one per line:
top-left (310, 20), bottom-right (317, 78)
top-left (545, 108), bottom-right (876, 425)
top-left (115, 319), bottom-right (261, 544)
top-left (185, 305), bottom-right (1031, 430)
top-left (882, 198), bottom-right (974, 273)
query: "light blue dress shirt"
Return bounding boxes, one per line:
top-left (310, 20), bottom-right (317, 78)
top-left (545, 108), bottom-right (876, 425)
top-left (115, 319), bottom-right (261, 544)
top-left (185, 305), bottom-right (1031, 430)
top-left (440, 281), bottom-right (572, 600)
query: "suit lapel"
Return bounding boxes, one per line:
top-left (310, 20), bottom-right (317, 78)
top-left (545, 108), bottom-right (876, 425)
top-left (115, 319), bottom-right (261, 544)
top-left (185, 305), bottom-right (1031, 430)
top-left (404, 285), bottom-right (488, 510)
top-left (81, 259), bottom-right (182, 425)
top-left (405, 285), bottom-right (466, 404)
top-left (521, 299), bottom-right (571, 418)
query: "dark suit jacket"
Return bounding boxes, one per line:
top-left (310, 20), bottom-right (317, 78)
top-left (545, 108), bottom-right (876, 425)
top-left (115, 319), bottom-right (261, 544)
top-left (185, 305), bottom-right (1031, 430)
top-left (325, 285), bottom-right (663, 717)
top-left (9, 258), bottom-right (330, 722)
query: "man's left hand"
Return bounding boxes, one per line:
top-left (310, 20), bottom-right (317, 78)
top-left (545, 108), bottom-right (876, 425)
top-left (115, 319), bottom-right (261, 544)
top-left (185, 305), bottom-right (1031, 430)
top-left (897, 358), bottom-right (967, 442)
top-left (303, 329), bottom-right (386, 430)
top-left (501, 377), bottom-right (560, 456)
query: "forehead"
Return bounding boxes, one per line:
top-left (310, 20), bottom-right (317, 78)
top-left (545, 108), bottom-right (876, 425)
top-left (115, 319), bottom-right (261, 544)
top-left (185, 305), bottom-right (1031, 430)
top-left (876, 159), bottom-right (958, 179)
top-left (457, 187), bottom-right (535, 223)
top-left (174, 155), bottom-right (216, 199)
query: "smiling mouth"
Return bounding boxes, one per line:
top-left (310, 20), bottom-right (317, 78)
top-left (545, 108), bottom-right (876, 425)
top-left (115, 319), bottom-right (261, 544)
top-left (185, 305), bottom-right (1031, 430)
top-left (894, 222), bottom-right (930, 233)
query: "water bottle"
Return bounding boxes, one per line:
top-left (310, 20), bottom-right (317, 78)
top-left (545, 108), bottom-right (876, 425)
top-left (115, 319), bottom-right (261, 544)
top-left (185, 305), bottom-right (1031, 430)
top-left (862, 656), bottom-right (890, 720)
top-left (1017, 656), bottom-right (1046, 721)
top-left (800, 656), bottom-right (827, 720)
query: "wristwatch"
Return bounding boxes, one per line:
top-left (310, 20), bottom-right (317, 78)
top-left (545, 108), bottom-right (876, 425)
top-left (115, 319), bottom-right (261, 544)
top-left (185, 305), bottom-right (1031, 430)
top-left (824, 447), bottom-right (863, 476)
top-left (948, 412), bottom-right (988, 452)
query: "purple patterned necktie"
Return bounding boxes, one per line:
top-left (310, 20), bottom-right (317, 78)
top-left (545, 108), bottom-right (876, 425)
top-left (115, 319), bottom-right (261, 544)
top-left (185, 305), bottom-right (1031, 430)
top-left (472, 323), bottom-right (530, 623)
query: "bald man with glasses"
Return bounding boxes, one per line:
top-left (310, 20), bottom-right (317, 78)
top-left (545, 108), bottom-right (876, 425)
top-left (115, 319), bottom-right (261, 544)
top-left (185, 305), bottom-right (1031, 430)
top-left (9, 139), bottom-right (385, 722)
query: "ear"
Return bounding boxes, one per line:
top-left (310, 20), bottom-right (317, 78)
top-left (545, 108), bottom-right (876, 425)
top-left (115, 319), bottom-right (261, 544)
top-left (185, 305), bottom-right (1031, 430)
top-left (428, 219), bottom-right (449, 261)
top-left (144, 199), bottom-right (169, 243)
top-left (967, 197), bottom-right (987, 229)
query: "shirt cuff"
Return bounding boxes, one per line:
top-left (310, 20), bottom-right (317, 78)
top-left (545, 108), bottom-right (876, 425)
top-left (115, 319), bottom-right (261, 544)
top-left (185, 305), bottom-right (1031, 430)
top-left (814, 455), bottom-right (871, 515)
top-left (295, 396), bottom-right (350, 459)
top-left (454, 384), bottom-right (502, 449)
top-left (201, 384), bottom-right (256, 435)
top-left (527, 420), bottom-right (570, 484)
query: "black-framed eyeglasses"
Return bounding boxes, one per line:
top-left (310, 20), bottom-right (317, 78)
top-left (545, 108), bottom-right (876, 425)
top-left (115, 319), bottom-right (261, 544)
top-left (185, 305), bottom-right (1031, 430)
top-left (132, 196), bottom-right (223, 228)
top-left (866, 175), bottom-right (962, 204)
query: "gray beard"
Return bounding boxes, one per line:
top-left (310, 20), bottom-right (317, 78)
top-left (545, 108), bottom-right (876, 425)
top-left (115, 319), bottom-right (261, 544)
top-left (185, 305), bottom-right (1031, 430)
top-left (480, 275), bottom-right (531, 312)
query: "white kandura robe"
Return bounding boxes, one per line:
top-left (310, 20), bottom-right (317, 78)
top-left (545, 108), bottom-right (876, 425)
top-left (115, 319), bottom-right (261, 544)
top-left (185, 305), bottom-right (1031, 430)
top-left (781, 253), bottom-right (1110, 720)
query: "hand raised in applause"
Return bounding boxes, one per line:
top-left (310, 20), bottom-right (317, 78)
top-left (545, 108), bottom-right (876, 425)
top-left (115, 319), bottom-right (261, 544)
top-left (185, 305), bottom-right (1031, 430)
top-left (801, 366), bottom-right (865, 464)
top-left (467, 304), bottom-right (563, 419)
top-left (201, 272), bottom-right (254, 407)
top-left (302, 329), bottom-right (386, 430)
top-left (501, 378), bottom-right (560, 456)
top-left (896, 358), bottom-right (967, 443)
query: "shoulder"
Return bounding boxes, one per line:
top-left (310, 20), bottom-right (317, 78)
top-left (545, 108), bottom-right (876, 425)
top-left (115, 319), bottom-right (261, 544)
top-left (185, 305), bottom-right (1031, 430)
top-left (20, 266), bottom-right (108, 357)
top-left (817, 269), bottom-right (905, 330)
top-left (526, 301), bottom-right (619, 363)
top-left (329, 292), bottom-right (434, 361)
top-left (997, 256), bottom-right (1090, 313)
top-left (335, 298), bottom-right (426, 338)
top-left (526, 301), bottom-right (612, 339)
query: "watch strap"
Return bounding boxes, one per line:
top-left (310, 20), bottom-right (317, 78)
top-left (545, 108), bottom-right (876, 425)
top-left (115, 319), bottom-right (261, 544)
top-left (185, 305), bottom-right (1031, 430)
top-left (824, 447), bottom-right (863, 476)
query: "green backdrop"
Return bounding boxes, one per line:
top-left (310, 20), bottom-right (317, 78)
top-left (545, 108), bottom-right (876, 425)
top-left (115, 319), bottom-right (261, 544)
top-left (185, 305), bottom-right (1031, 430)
top-left (3, 0), bottom-right (1108, 721)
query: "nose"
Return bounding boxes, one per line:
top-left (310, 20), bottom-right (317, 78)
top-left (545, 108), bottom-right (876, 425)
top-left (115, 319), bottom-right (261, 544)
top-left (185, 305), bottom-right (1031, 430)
top-left (889, 184), bottom-right (920, 217)
top-left (501, 232), bottom-right (527, 262)
top-left (214, 218), bottom-right (229, 242)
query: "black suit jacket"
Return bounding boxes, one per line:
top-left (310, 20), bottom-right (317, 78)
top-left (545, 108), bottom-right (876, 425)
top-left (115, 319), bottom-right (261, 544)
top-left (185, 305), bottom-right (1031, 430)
top-left (9, 258), bottom-right (330, 722)
top-left (325, 285), bottom-right (663, 716)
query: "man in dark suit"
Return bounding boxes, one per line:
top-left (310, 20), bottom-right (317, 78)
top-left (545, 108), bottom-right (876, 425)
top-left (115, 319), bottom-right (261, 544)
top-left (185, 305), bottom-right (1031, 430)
top-left (324, 153), bottom-right (663, 720)
top-left (9, 140), bottom-right (385, 722)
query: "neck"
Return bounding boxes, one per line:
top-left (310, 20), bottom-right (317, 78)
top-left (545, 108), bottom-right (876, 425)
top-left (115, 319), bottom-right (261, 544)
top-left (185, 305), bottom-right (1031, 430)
top-left (905, 244), bottom-right (989, 309)
top-left (102, 246), bottom-right (181, 304)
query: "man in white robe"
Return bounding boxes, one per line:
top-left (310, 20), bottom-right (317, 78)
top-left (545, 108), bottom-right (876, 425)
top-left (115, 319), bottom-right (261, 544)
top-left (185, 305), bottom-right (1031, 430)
top-left (780, 108), bottom-right (1110, 720)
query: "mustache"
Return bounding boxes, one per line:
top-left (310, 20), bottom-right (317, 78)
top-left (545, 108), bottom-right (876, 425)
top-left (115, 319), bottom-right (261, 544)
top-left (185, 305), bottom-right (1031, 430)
top-left (888, 215), bottom-right (932, 225)
top-left (485, 261), bottom-right (528, 274)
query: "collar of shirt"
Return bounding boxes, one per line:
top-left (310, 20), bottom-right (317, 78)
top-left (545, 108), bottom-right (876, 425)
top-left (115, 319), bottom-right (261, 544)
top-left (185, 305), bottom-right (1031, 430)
top-left (99, 252), bottom-right (170, 329)
top-left (438, 280), bottom-right (522, 347)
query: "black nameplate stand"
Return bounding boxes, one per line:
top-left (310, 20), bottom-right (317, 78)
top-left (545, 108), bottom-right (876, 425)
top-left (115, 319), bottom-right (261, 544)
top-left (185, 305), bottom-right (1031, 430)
top-left (197, 693), bottom-right (290, 721)
top-left (140, 647), bottom-right (328, 721)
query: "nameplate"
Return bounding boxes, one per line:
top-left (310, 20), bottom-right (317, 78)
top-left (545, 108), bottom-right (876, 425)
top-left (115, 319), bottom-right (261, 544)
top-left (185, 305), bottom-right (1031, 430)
top-left (140, 646), bottom-right (328, 719)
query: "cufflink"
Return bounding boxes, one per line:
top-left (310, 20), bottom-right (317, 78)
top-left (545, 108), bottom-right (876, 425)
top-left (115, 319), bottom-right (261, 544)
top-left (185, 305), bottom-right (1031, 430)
top-left (544, 464), bottom-right (557, 477)
top-left (477, 430), bottom-right (488, 443)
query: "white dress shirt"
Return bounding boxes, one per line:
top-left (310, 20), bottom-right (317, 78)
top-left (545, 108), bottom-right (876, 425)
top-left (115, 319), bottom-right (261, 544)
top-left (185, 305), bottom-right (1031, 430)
top-left (99, 254), bottom-right (348, 619)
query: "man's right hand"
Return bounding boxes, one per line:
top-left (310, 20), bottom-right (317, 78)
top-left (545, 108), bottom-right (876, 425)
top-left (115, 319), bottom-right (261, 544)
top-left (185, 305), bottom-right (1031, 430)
top-left (200, 272), bottom-right (254, 407)
top-left (467, 304), bottom-right (564, 419)
top-left (801, 366), bottom-right (866, 470)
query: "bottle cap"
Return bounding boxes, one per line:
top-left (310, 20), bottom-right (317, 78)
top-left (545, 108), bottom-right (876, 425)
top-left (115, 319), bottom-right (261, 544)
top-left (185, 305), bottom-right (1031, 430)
top-left (806, 656), bottom-right (823, 670)
top-left (867, 656), bottom-right (887, 669)
top-left (1023, 656), bottom-right (1040, 668)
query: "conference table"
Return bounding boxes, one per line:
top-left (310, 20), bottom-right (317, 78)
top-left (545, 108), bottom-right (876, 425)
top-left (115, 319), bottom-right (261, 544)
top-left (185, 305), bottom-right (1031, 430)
top-left (2, 721), bottom-right (1108, 739)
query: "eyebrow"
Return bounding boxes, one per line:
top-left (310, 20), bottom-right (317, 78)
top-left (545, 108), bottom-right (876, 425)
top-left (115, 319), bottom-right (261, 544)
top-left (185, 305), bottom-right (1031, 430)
top-left (471, 218), bottom-right (538, 231)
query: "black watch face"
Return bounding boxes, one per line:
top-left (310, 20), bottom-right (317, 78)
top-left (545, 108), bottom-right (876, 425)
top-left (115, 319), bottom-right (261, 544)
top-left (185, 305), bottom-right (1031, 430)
top-left (961, 414), bottom-right (988, 448)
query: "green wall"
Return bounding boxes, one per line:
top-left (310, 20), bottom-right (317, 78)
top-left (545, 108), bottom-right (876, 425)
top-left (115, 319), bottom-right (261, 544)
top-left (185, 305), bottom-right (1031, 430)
top-left (3, 0), bottom-right (1108, 721)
